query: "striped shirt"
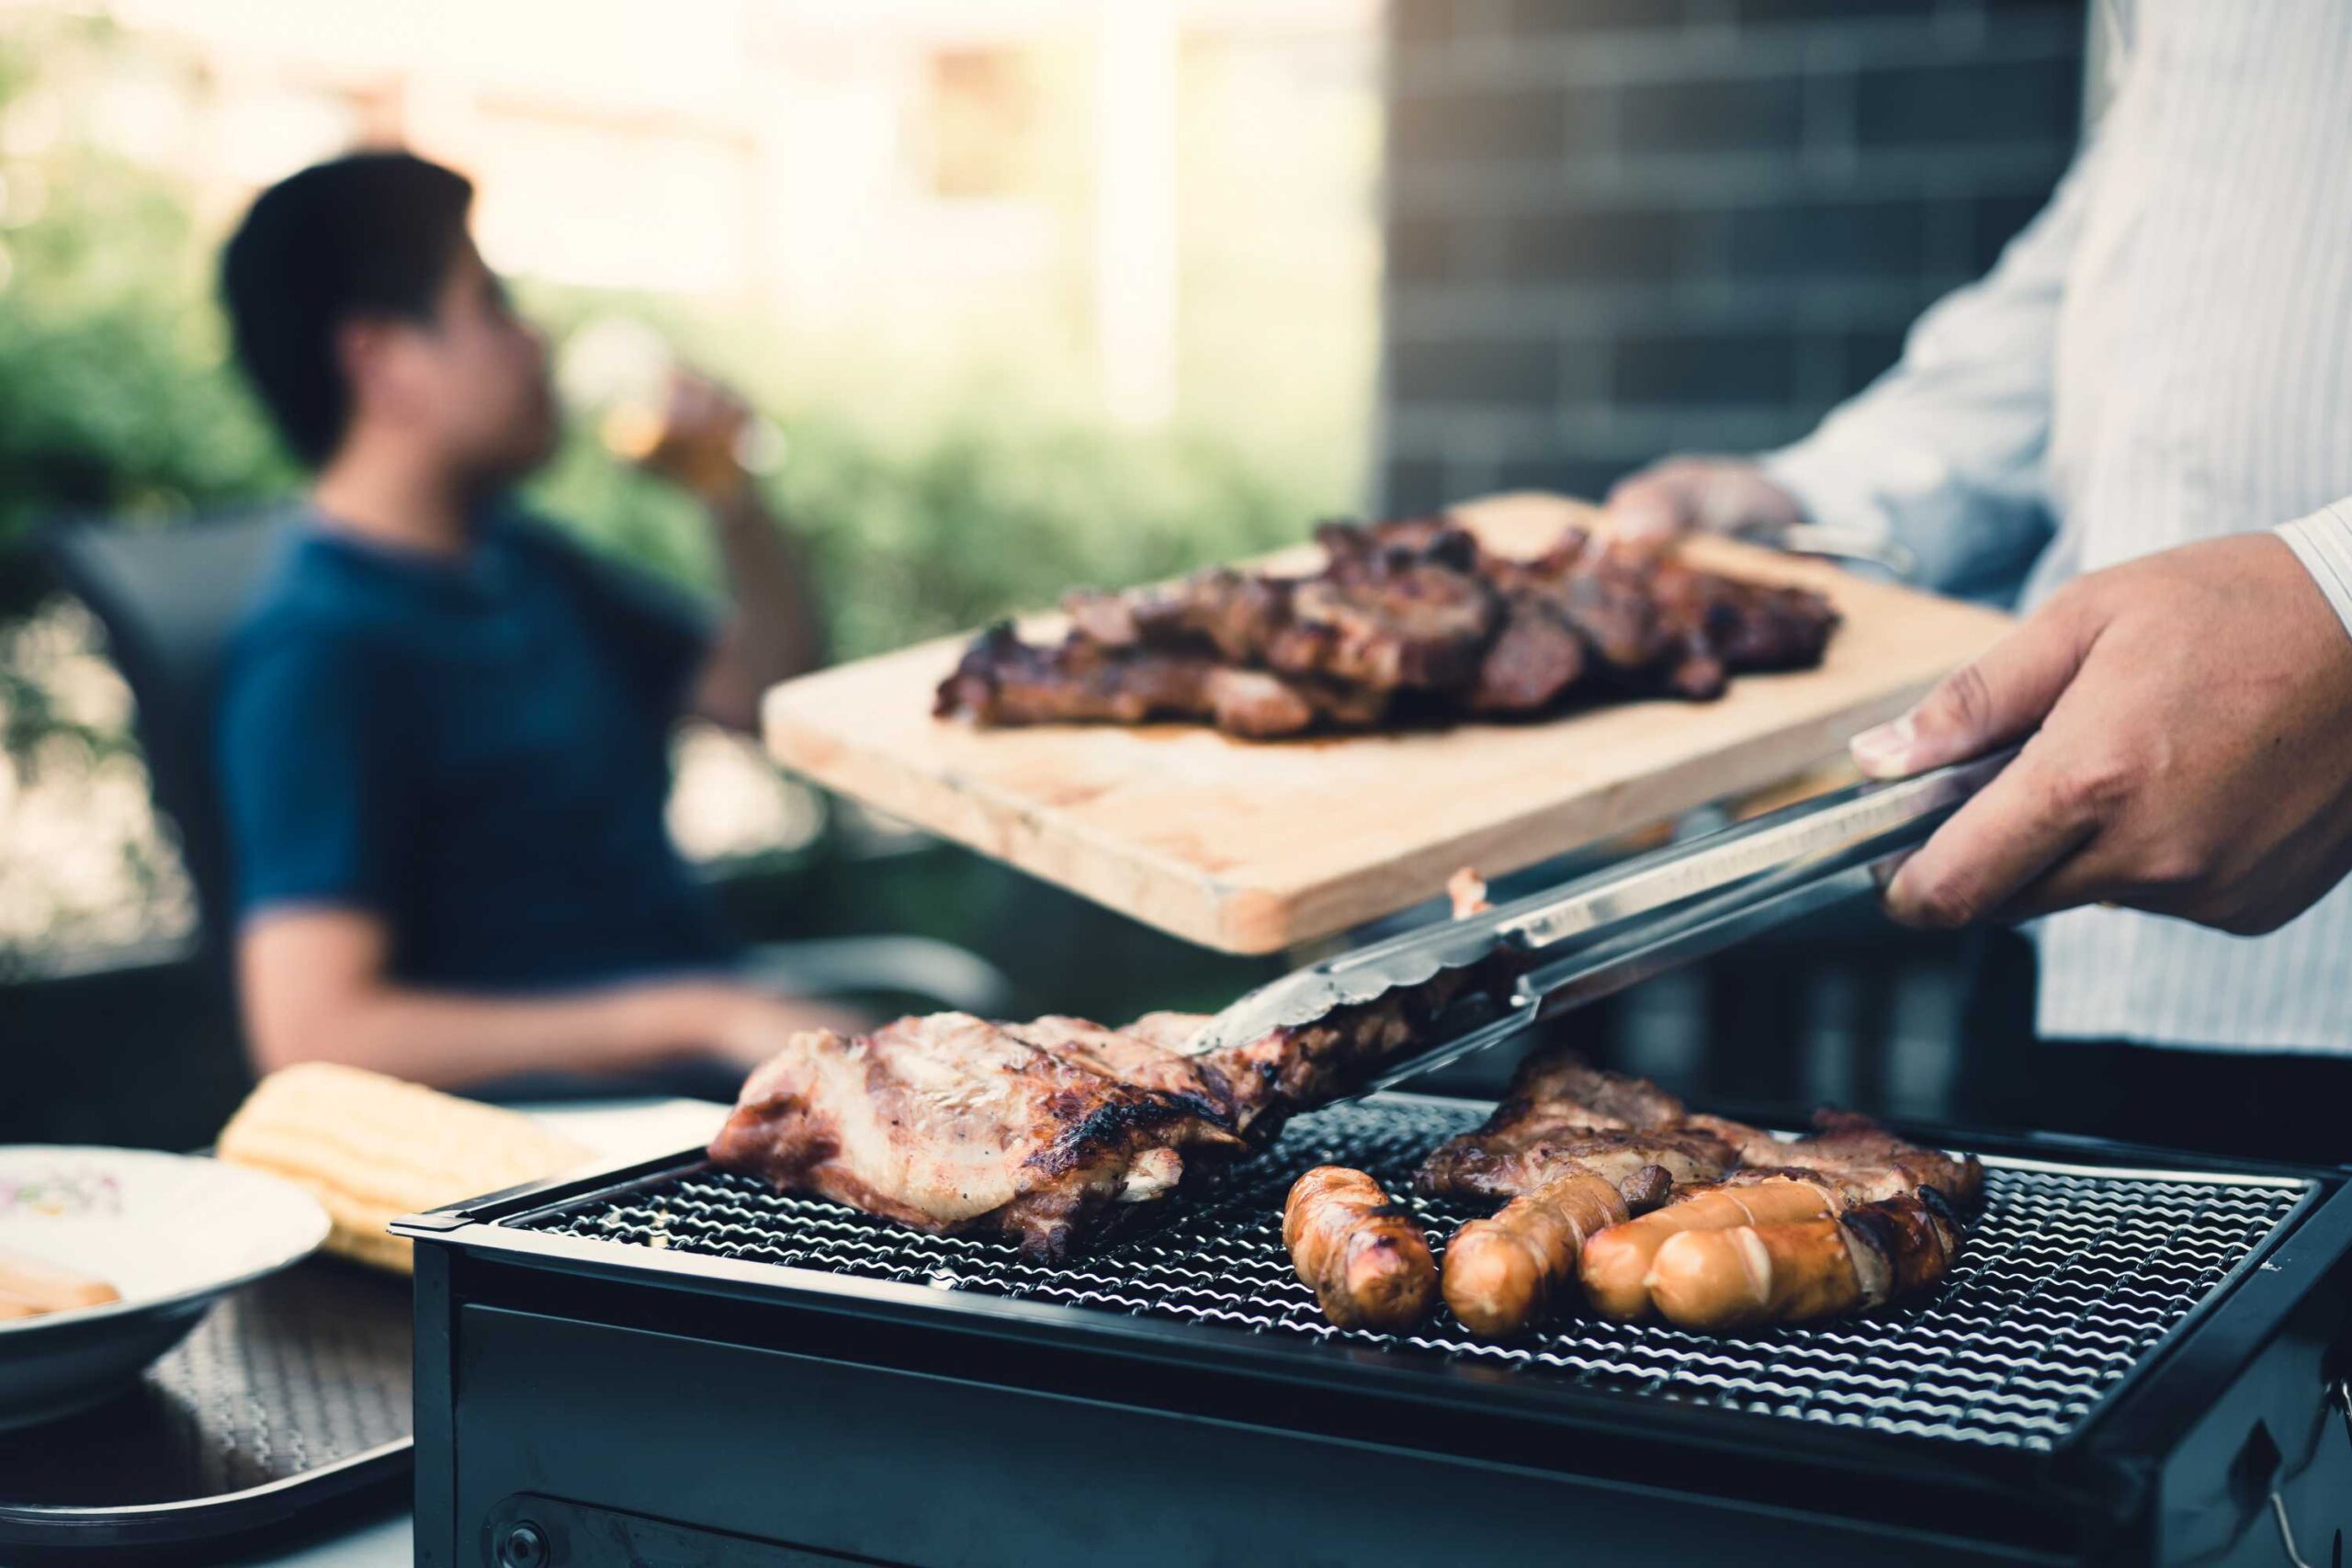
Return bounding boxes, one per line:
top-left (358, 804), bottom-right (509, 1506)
top-left (1762, 0), bottom-right (2352, 1052)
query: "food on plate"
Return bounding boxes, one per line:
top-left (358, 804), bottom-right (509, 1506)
top-left (1283, 1166), bottom-right (1438, 1332)
top-left (1416, 1043), bottom-right (1730, 1201)
top-left (1442, 1167), bottom-right (1635, 1337)
top-left (1644, 1190), bottom-right (1963, 1332)
top-left (1577, 1178), bottom-right (1837, 1322)
top-left (710, 976), bottom-right (1480, 1260)
top-left (218, 1063), bottom-right (594, 1274)
top-left (0, 1246), bottom-right (120, 1321)
top-left (936, 514), bottom-right (1840, 739)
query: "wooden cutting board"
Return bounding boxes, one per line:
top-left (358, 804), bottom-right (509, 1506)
top-left (763, 492), bottom-right (2012, 954)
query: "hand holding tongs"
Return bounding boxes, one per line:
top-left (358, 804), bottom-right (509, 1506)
top-left (1182, 747), bottom-right (2018, 1090)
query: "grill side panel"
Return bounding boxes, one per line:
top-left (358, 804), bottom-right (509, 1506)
top-left (440, 1300), bottom-right (2071, 1568)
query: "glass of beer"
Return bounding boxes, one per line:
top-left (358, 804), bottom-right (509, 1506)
top-left (556, 315), bottom-right (786, 475)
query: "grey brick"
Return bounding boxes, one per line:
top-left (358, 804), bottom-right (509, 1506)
top-left (1838, 327), bottom-right (1908, 389)
top-left (1968, 191), bottom-right (2051, 272)
top-left (1391, 335), bottom-right (1562, 405)
top-left (1492, 455), bottom-right (1640, 502)
top-left (1396, 0), bottom-right (1469, 47)
top-left (1506, 0), bottom-right (1690, 33)
top-left (1391, 84), bottom-right (1597, 167)
top-left (1387, 216), bottom-right (1453, 285)
top-left (1854, 57), bottom-right (2081, 147)
top-left (1617, 74), bottom-right (1805, 152)
top-left (1613, 331), bottom-right (1798, 404)
top-left (1728, 0), bottom-right (1932, 21)
top-left (1505, 205), bottom-right (1686, 282)
top-left (1382, 458), bottom-right (1455, 514)
top-left (1384, 0), bottom-right (2083, 514)
top-left (1724, 198), bottom-right (1931, 280)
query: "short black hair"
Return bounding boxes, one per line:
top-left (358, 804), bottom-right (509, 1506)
top-left (220, 152), bottom-right (475, 466)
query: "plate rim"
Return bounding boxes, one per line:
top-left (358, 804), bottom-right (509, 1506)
top-left (0, 1145), bottom-right (330, 1339)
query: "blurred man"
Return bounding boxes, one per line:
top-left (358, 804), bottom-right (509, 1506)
top-left (1600, 6), bottom-right (2352, 1155)
top-left (216, 151), bottom-right (848, 1091)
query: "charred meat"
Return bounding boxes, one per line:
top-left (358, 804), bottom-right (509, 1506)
top-left (935, 514), bottom-right (1839, 739)
top-left (710, 970), bottom-right (1485, 1258)
top-left (707, 1013), bottom-right (1246, 1260)
top-left (1417, 1043), bottom-right (1719, 1201)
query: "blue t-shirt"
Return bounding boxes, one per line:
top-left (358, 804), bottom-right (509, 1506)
top-left (216, 507), bottom-right (734, 991)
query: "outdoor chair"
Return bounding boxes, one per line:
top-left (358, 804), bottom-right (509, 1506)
top-left (37, 509), bottom-right (1012, 1040)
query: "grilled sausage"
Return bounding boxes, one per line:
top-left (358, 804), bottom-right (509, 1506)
top-left (1645, 1193), bottom-right (1958, 1332)
top-left (1578, 1178), bottom-right (1835, 1321)
top-left (1283, 1167), bottom-right (1438, 1332)
top-left (0, 1247), bottom-right (119, 1317)
top-left (1442, 1168), bottom-right (1631, 1337)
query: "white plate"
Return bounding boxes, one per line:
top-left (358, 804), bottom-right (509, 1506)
top-left (0, 1145), bottom-right (330, 1430)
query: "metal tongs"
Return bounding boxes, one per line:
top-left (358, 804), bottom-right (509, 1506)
top-left (1182, 747), bottom-right (2017, 1090)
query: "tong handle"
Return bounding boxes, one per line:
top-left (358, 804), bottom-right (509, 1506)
top-left (1509, 744), bottom-right (2018, 1021)
top-left (1498, 744), bottom-right (2018, 956)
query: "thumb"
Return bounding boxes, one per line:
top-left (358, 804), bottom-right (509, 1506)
top-left (1603, 463), bottom-right (1706, 541)
top-left (1850, 602), bottom-right (2095, 779)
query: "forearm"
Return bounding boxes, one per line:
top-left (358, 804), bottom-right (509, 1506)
top-left (707, 483), bottom-right (825, 685)
top-left (250, 976), bottom-right (734, 1089)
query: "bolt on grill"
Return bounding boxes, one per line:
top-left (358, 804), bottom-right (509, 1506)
top-left (503, 1096), bottom-right (2308, 1455)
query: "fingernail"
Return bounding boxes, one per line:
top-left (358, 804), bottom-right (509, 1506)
top-left (1849, 713), bottom-right (1917, 778)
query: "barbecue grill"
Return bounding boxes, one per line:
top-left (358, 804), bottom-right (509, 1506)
top-left (401, 1091), bottom-right (2352, 1567)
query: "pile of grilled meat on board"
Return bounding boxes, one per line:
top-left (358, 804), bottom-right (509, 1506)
top-left (933, 513), bottom-right (1841, 739)
top-left (707, 988), bottom-right (1980, 1339)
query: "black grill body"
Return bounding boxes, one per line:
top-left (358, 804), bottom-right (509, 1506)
top-left (404, 1095), bottom-right (2352, 1567)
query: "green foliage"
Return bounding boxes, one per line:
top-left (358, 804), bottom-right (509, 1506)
top-left (530, 405), bottom-right (1320, 661)
top-left (0, 18), bottom-right (293, 547)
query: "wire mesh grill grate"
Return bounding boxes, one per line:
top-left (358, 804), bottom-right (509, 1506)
top-left (503, 1097), bottom-right (2306, 1453)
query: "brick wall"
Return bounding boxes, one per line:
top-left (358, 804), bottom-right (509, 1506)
top-left (1378, 0), bottom-right (2086, 514)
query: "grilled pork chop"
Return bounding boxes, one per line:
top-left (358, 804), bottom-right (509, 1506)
top-left (1418, 1124), bottom-right (1736, 1204)
top-left (1415, 1043), bottom-right (1716, 1201)
top-left (1698, 1109), bottom-right (1985, 1208)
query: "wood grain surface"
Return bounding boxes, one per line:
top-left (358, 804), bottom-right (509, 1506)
top-left (763, 492), bottom-right (2012, 953)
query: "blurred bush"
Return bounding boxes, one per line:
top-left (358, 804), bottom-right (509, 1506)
top-left (0, 18), bottom-right (293, 552)
top-left (534, 403), bottom-right (1312, 660)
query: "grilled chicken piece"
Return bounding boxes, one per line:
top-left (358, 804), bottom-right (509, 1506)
top-left (1416, 1043), bottom-right (1724, 1201)
top-left (1419, 1125), bottom-right (1734, 1204)
top-left (714, 967), bottom-right (1483, 1258)
top-left (707, 1013), bottom-right (1246, 1260)
top-left (1695, 1109), bottom-right (1984, 1208)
